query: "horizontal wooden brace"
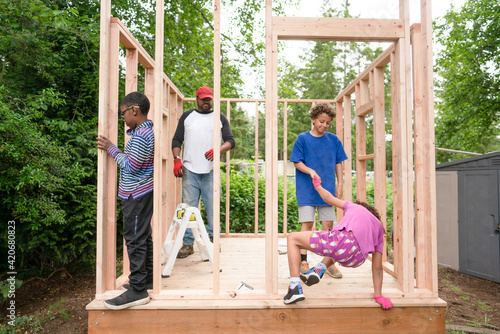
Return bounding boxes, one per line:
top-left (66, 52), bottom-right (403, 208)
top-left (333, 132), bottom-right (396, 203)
top-left (358, 154), bottom-right (375, 161)
top-left (356, 100), bottom-right (375, 117)
top-left (273, 17), bottom-right (405, 42)
top-left (335, 44), bottom-right (394, 98)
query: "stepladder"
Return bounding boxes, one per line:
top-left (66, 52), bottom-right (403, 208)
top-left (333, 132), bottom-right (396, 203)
top-left (161, 203), bottom-right (214, 278)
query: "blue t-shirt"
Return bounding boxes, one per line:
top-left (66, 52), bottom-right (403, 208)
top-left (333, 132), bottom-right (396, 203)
top-left (290, 131), bottom-right (348, 206)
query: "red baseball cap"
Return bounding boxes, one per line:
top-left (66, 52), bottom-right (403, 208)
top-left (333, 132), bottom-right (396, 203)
top-left (196, 86), bottom-right (214, 100)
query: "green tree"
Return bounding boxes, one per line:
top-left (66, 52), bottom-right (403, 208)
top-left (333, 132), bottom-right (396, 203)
top-left (277, 0), bottom-right (388, 168)
top-left (433, 0), bottom-right (500, 163)
top-left (0, 0), bottom-right (301, 274)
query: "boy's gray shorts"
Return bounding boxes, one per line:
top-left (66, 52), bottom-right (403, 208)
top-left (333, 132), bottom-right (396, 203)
top-left (298, 205), bottom-right (336, 223)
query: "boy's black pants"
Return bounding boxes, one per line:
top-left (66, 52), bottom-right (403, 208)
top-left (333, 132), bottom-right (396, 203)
top-left (122, 191), bottom-right (153, 293)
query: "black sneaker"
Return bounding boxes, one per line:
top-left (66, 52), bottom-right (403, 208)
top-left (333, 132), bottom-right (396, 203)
top-left (123, 282), bottom-right (153, 290)
top-left (300, 266), bottom-right (325, 286)
top-left (283, 285), bottom-right (305, 304)
top-left (177, 244), bottom-right (194, 258)
top-left (104, 289), bottom-right (150, 310)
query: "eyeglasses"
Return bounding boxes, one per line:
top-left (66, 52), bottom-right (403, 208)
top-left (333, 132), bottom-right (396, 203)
top-left (120, 105), bottom-right (139, 119)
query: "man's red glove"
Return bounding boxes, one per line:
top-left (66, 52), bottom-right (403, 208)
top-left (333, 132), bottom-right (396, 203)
top-left (205, 149), bottom-right (214, 161)
top-left (374, 295), bottom-right (393, 310)
top-left (312, 176), bottom-right (322, 190)
top-left (173, 158), bottom-right (184, 177)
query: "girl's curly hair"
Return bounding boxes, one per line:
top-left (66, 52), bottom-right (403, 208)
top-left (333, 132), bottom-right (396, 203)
top-left (354, 200), bottom-right (381, 221)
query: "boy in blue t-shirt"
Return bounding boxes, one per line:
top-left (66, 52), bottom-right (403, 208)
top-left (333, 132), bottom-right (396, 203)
top-left (289, 103), bottom-right (348, 278)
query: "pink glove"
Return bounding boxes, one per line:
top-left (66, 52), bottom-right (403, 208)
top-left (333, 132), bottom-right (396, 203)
top-left (312, 176), bottom-right (322, 190)
top-left (205, 149), bottom-right (214, 161)
top-left (173, 158), bottom-right (184, 177)
top-left (374, 295), bottom-right (393, 310)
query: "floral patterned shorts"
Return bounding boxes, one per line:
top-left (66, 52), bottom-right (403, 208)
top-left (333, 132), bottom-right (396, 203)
top-left (309, 229), bottom-right (366, 268)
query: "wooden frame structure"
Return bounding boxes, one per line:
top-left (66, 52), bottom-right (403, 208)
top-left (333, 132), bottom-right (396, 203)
top-left (88, 0), bottom-right (445, 332)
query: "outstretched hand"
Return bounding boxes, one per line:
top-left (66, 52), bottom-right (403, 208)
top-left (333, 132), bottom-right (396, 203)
top-left (374, 295), bottom-right (393, 310)
top-left (312, 176), bottom-right (322, 190)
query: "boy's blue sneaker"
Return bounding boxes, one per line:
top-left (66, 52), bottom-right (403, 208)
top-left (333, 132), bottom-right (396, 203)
top-left (283, 284), bottom-right (305, 304)
top-left (300, 266), bottom-right (325, 286)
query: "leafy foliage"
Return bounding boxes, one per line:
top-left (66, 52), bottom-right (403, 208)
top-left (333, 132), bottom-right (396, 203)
top-left (0, 0), bottom-right (101, 273)
top-left (217, 164), bottom-right (300, 233)
top-left (434, 0), bottom-right (500, 162)
top-left (0, 88), bottom-right (97, 272)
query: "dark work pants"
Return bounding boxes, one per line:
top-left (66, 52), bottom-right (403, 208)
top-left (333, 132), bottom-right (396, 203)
top-left (122, 191), bottom-right (153, 293)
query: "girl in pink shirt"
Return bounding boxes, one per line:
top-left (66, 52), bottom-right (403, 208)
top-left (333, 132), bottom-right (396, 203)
top-left (283, 176), bottom-right (393, 310)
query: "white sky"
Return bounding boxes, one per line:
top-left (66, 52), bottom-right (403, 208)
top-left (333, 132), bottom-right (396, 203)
top-left (226, 0), bottom-right (467, 99)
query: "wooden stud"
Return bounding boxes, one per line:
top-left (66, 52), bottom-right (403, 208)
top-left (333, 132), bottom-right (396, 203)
top-left (343, 96), bottom-right (353, 203)
top-left (420, 0), bottom-right (438, 293)
top-left (390, 51), bottom-right (399, 278)
top-left (283, 102), bottom-right (288, 235)
top-left (335, 101), bottom-right (344, 220)
top-left (373, 65), bottom-right (387, 261)
top-left (152, 0), bottom-right (164, 295)
top-left (96, 0), bottom-right (111, 295)
top-left (103, 20), bottom-right (120, 291)
top-left (254, 102), bottom-right (259, 235)
top-left (213, 0), bottom-right (222, 295)
top-left (226, 101), bottom-right (231, 235)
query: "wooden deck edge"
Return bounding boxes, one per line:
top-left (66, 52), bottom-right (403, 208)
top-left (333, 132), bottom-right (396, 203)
top-left (87, 296), bottom-right (446, 311)
top-left (88, 305), bottom-right (446, 333)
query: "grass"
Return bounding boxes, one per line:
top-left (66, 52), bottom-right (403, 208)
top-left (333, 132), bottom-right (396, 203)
top-left (0, 298), bottom-right (72, 334)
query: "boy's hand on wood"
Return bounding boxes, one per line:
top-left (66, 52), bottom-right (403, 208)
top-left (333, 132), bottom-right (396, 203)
top-left (96, 135), bottom-right (113, 151)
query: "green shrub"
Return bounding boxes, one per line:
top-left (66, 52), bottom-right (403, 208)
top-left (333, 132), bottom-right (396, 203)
top-left (216, 165), bottom-right (300, 234)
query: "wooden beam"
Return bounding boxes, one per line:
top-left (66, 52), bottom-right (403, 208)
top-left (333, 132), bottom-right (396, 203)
top-left (343, 95), bottom-right (353, 203)
top-left (392, 0), bottom-right (414, 294)
top-left (88, 306), bottom-right (445, 333)
top-left (335, 44), bottom-right (394, 101)
top-left (104, 19), bottom-right (120, 291)
top-left (390, 51), bottom-right (399, 279)
top-left (358, 154), bottom-right (375, 161)
top-left (254, 102), bottom-right (259, 235)
top-left (152, 0), bottom-right (164, 295)
top-left (225, 101), bottom-right (231, 235)
top-left (213, 0), bottom-right (222, 295)
top-left (412, 24), bottom-right (426, 290)
top-left (419, 0), bottom-right (438, 293)
top-left (283, 102), bottom-right (288, 235)
top-left (273, 17), bottom-right (405, 42)
top-left (265, 0), bottom-right (280, 295)
top-left (373, 66), bottom-right (387, 262)
top-left (356, 100), bottom-right (375, 117)
top-left (335, 101), bottom-right (344, 220)
top-left (355, 79), bottom-right (369, 203)
top-left (96, 0), bottom-right (111, 295)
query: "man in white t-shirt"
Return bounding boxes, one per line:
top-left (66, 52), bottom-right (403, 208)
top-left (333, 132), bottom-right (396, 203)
top-left (171, 86), bottom-right (235, 258)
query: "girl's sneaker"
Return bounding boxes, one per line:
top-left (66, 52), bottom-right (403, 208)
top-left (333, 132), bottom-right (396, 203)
top-left (300, 266), bottom-right (325, 286)
top-left (283, 284), bottom-right (305, 304)
top-left (299, 261), bottom-right (310, 274)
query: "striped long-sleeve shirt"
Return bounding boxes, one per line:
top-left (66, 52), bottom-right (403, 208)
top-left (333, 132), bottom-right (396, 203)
top-left (107, 120), bottom-right (154, 199)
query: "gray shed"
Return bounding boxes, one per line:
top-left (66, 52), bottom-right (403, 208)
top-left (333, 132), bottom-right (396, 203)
top-left (436, 151), bottom-right (500, 283)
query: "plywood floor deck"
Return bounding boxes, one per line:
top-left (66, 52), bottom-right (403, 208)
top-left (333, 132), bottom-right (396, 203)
top-left (160, 237), bottom-right (395, 296)
top-left (87, 238), bottom-right (446, 333)
top-left (88, 237), bottom-right (445, 308)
